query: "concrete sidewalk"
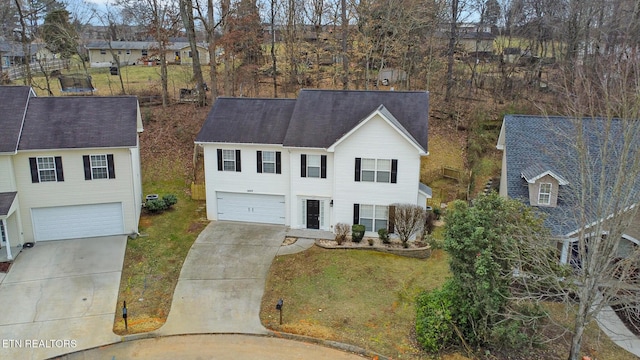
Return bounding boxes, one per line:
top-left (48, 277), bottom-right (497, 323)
top-left (596, 305), bottom-right (640, 357)
top-left (156, 221), bottom-right (286, 335)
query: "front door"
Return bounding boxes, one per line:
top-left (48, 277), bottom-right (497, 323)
top-left (306, 200), bottom-right (320, 229)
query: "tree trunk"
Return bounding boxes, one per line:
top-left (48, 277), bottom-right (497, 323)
top-left (14, 0), bottom-right (32, 87)
top-left (270, 0), bottom-right (277, 97)
top-left (445, 0), bottom-right (458, 102)
top-left (341, 0), bottom-right (348, 89)
top-left (221, 0), bottom-right (231, 95)
top-left (180, 0), bottom-right (206, 106)
top-left (207, 0), bottom-right (218, 98)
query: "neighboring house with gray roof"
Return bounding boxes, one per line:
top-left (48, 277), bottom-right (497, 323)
top-left (0, 86), bottom-right (144, 261)
top-left (85, 40), bottom-right (210, 67)
top-left (497, 114), bottom-right (640, 264)
top-left (195, 89), bottom-right (431, 234)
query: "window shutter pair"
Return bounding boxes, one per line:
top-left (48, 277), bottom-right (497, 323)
top-left (300, 154), bottom-right (327, 178)
top-left (216, 149), bottom-right (241, 172)
top-left (82, 155), bottom-right (116, 180)
top-left (29, 156), bottom-right (64, 183)
top-left (256, 151), bottom-right (282, 174)
top-left (354, 158), bottom-right (398, 183)
top-left (352, 203), bottom-right (395, 233)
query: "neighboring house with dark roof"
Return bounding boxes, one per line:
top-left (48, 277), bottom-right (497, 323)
top-left (497, 115), bottom-right (640, 264)
top-left (0, 86), bottom-right (144, 261)
top-left (195, 89), bottom-right (431, 234)
top-left (85, 40), bottom-right (210, 68)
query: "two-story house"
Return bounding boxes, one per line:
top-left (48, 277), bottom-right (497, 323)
top-left (195, 89), bottom-right (431, 234)
top-left (0, 86), bottom-right (143, 261)
top-left (497, 114), bottom-right (640, 264)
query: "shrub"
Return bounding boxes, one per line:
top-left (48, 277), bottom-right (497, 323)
top-left (146, 199), bottom-right (167, 212)
top-left (163, 194), bottom-right (178, 208)
top-left (377, 228), bottom-right (390, 244)
top-left (351, 224), bottom-right (365, 243)
top-left (433, 208), bottom-right (441, 220)
top-left (334, 223), bottom-right (350, 244)
top-left (416, 284), bottom-right (455, 352)
top-left (424, 211), bottom-right (436, 234)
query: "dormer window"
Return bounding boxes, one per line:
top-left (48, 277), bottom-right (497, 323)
top-left (538, 183), bottom-right (552, 205)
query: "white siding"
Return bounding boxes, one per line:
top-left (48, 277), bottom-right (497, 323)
top-left (0, 156), bottom-right (17, 192)
top-left (289, 149), bottom-right (334, 229)
top-left (202, 144), bottom-right (290, 224)
top-left (14, 148), bottom-right (139, 242)
top-left (332, 114), bottom-right (422, 233)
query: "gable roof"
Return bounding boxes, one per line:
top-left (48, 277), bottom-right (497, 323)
top-left (283, 89), bottom-right (429, 149)
top-left (0, 86), bottom-right (32, 153)
top-left (19, 96), bottom-right (140, 150)
top-left (196, 98), bottom-right (296, 144)
top-left (0, 192), bottom-right (17, 216)
top-left (502, 114), bottom-right (640, 236)
top-left (196, 90), bottom-right (429, 151)
top-left (521, 163), bottom-right (569, 185)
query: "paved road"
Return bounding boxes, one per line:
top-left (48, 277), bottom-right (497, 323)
top-left (59, 334), bottom-right (368, 359)
top-left (156, 221), bottom-right (287, 335)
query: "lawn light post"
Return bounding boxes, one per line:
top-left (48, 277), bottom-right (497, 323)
top-left (276, 299), bottom-right (283, 325)
top-left (123, 301), bottom-right (128, 330)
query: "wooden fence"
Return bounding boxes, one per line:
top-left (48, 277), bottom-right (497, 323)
top-left (191, 183), bottom-right (206, 200)
top-left (442, 166), bottom-right (463, 182)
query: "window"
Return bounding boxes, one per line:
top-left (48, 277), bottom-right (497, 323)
top-left (83, 154), bottom-right (115, 180)
top-left (126, 49), bottom-right (131, 55)
top-left (538, 183), bottom-right (552, 205)
top-left (100, 49), bottom-right (106, 55)
top-left (358, 204), bottom-right (388, 232)
top-left (29, 156), bottom-right (64, 183)
top-left (142, 49), bottom-right (148, 56)
top-left (217, 149), bottom-right (241, 172)
top-left (355, 158), bottom-right (397, 183)
top-left (188, 51), bottom-right (193, 58)
top-left (300, 154), bottom-right (327, 178)
top-left (257, 151), bottom-right (281, 174)
top-left (0, 220), bottom-right (6, 243)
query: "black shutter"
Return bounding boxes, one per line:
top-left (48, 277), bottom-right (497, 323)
top-left (391, 159), bottom-right (398, 183)
top-left (353, 204), bottom-right (360, 225)
top-left (217, 149), bottom-right (223, 171)
top-left (354, 158), bottom-right (361, 181)
top-left (388, 205), bottom-right (396, 233)
top-left (54, 156), bottom-right (64, 182)
top-left (83, 155), bottom-right (92, 180)
top-left (257, 151), bottom-right (263, 173)
top-left (321, 155), bottom-right (327, 178)
top-left (107, 154), bottom-right (116, 179)
top-left (235, 149), bottom-right (241, 172)
top-left (276, 151), bottom-right (282, 174)
top-left (301, 154), bottom-right (307, 177)
top-left (29, 157), bottom-right (39, 183)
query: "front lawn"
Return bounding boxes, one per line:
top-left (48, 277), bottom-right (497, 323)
top-left (260, 246), bottom-right (450, 359)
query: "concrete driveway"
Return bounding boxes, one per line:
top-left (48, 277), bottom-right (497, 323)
top-left (157, 221), bottom-right (286, 335)
top-left (0, 236), bottom-right (126, 360)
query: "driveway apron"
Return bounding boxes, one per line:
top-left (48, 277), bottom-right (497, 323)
top-left (157, 221), bottom-right (286, 335)
top-left (0, 236), bottom-right (126, 360)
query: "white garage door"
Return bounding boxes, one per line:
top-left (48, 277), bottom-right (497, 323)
top-left (32, 203), bottom-right (125, 241)
top-left (217, 192), bottom-right (285, 224)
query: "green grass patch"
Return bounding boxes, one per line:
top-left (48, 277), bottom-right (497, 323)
top-left (260, 246), bottom-right (450, 359)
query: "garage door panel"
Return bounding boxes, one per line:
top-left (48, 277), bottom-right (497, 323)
top-left (217, 192), bottom-right (285, 224)
top-left (32, 203), bottom-right (124, 241)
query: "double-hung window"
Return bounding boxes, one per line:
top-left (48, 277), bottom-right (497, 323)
top-left (300, 154), bottom-right (327, 178)
top-left (29, 156), bottom-right (64, 183)
top-left (538, 183), bottom-right (552, 205)
top-left (83, 154), bottom-right (115, 180)
top-left (217, 149), bottom-right (242, 172)
top-left (307, 155), bottom-right (321, 178)
top-left (358, 204), bottom-right (388, 232)
top-left (355, 158), bottom-right (397, 183)
top-left (257, 151), bottom-right (281, 174)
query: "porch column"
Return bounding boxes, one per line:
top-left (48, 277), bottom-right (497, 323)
top-left (1, 218), bottom-right (11, 261)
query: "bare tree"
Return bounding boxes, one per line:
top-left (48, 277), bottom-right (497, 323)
top-left (179, 0), bottom-right (206, 106)
top-left (391, 203), bottom-right (425, 247)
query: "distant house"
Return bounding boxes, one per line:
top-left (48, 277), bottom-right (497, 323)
top-left (0, 41), bottom-right (55, 68)
top-left (436, 23), bottom-right (496, 55)
top-left (85, 40), bottom-right (210, 68)
top-left (0, 86), bottom-right (144, 261)
top-left (497, 115), bottom-right (640, 264)
top-left (195, 89), bottom-right (432, 234)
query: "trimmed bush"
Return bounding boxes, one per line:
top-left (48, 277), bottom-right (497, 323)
top-left (351, 224), bottom-right (365, 243)
top-left (334, 223), bottom-right (350, 245)
top-left (146, 199), bottom-right (168, 212)
top-left (378, 228), bottom-right (390, 244)
top-left (415, 284), bottom-right (455, 352)
top-left (163, 194), bottom-right (178, 208)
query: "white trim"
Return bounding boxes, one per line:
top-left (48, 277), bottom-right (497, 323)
top-left (622, 234), bottom-right (640, 246)
top-left (524, 170), bottom-right (569, 185)
top-left (327, 108), bottom-right (426, 154)
top-left (538, 182), bottom-right (552, 205)
top-left (89, 154), bottom-right (109, 179)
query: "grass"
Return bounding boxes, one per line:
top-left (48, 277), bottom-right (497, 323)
top-left (260, 246), bottom-right (451, 359)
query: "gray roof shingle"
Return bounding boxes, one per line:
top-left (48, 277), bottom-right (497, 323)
top-left (196, 98), bottom-right (296, 144)
top-left (19, 96), bottom-right (139, 150)
top-left (503, 115), bottom-right (640, 236)
top-left (284, 89), bottom-right (428, 149)
top-left (0, 192), bottom-right (17, 216)
top-left (0, 86), bottom-right (32, 153)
